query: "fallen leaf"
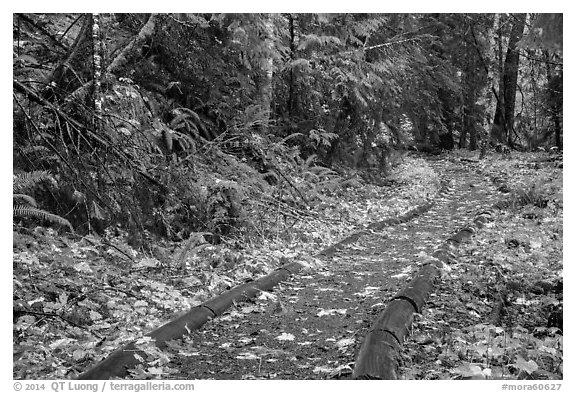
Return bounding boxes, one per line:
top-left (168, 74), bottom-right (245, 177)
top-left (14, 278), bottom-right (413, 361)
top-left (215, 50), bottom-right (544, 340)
top-left (336, 337), bottom-right (355, 351)
top-left (135, 257), bottom-right (159, 268)
top-left (276, 332), bottom-right (295, 341)
top-left (317, 308), bottom-right (347, 317)
top-left (236, 352), bottom-right (259, 360)
top-left (313, 365), bottom-right (333, 374)
top-left (73, 261), bottom-right (93, 273)
top-left (353, 286), bottom-right (380, 297)
top-left (89, 310), bottom-right (102, 321)
top-left (257, 290), bottom-right (277, 301)
top-left (515, 355), bottom-right (539, 374)
top-left (72, 349), bottom-right (86, 361)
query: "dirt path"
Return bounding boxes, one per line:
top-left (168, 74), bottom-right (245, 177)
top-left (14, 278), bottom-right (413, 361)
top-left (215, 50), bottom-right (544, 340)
top-left (165, 158), bottom-right (503, 379)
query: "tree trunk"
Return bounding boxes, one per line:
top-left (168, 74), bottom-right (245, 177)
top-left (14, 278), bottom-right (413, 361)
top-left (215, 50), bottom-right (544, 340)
top-left (490, 14), bottom-right (505, 144)
top-left (414, 114), bottom-right (428, 144)
top-left (459, 120), bottom-right (467, 149)
top-left (469, 124), bottom-right (478, 150)
top-left (544, 50), bottom-right (563, 149)
top-left (257, 14), bottom-right (275, 131)
top-left (463, 62), bottom-right (481, 151)
top-left (491, 102), bottom-right (505, 144)
top-left (492, 13), bottom-right (526, 146)
top-left (287, 14), bottom-right (296, 117)
top-left (92, 13), bottom-right (103, 131)
top-left (503, 14), bottom-right (526, 146)
top-left (554, 115), bottom-right (561, 149)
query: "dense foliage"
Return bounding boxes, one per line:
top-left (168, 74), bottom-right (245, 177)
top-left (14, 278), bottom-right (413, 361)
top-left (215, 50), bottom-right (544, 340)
top-left (13, 13), bottom-right (562, 239)
top-left (13, 13), bottom-right (562, 380)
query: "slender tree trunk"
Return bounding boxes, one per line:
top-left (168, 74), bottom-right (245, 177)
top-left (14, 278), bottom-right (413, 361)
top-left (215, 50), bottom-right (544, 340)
top-left (459, 127), bottom-right (467, 148)
top-left (462, 84), bottom-right (474, 150)
top-left (257, 14), bottom-right (274, 130)
top-left (62, 13), bottom-right (158, 110)
top-left (491, 14), bottom-right (506, 144)
top-left (544, 50), bottom-right (563, 149)
top-left (414, 114), bottom-right (428, 144)
top-left (503, 14), bottom-right (526, 146)
top-left (469, 123), bottom-right (478, 151)
top-left (491, 102), bottom-right (505, 144)
top-left (288, 14), bottom-right (296, 117)
top-left (465, 17), bottom-right (492, 151)
top-left (463, 50), bottom-right (481, 151)
top-left (92, 13), bottom-right (103, 132)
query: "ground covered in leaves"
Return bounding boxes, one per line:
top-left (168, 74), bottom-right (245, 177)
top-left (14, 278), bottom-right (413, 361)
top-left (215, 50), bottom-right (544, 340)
top-left (13, 155), bottom-right (436, 378)
top-left (13, 151), bottom-right (562, 380)
top-left (401, 151), bottom-right (563, 380)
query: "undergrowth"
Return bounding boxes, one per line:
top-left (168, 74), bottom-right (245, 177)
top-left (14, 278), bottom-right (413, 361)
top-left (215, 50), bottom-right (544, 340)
top-left (13, 171), bottom-right (73, 232)
top-left (401, 150), bottom-right (563, 380)
top-left (13, 153), bottom-right (440, 379)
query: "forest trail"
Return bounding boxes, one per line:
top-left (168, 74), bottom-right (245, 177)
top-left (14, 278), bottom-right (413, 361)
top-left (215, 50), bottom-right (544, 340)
top-left (165, 158), bottom-right (504, 379)
top-left (13, 13), bottom-right (563, 381)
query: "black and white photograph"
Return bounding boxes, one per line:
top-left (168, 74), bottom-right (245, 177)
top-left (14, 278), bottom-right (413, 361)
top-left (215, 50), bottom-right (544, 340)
top-left (12, 10), bottom-right (563, 385)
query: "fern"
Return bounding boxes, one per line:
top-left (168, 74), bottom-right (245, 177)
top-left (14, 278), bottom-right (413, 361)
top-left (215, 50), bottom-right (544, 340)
top-left (289, 58), bottom-right (311, 70)
top-left (206, 180), bottom-right (245, 236)
top-left (13, 171), bottom-right (73, 232)
top-left (302, 154), bottom-right (317, 170)
top-left (170, 107), bottom-right (206, 139)
top-left (13, 205), bottom-right (73, 232)
top-left (13, 170), bottom-right (56, 193)
top-left (298, 34), bottom-right (343, 51)
top-left (351, 17), bottom-right (388, 37)
top-left (310, 166), bottom-right (337, 177)
top-left (163, 128), bottom-right (197, 154)
top-left (309, 129), bottom-right (338, 148)
top-left (13, 193), bottom-right (37, 207)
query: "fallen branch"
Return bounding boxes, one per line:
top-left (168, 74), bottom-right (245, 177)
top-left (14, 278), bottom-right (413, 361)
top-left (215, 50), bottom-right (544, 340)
top-left (16, 13), bottom-right (68, 52)
top-left (14, 78), bottom-right (169, 194)
top-left (269, 165), bottom-right (309, 207)
top-left (15, 307), bottom-right (102, 339)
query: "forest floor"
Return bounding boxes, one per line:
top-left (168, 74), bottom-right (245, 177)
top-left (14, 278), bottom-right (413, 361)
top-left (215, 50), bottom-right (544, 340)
top-left (13, 150), bottom-right (563, 380)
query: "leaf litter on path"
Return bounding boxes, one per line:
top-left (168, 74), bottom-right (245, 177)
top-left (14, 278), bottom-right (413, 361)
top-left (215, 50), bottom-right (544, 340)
top-left (16, 153), bottom-right (561, 379)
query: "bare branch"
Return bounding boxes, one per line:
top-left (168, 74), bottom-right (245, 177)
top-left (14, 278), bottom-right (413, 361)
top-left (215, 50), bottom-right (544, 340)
top-left (16, 13), bottom-right (68, 52)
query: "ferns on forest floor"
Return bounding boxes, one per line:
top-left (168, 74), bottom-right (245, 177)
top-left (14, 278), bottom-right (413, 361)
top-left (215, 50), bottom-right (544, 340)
top-left (13, 171), bottom-right (73, 232)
